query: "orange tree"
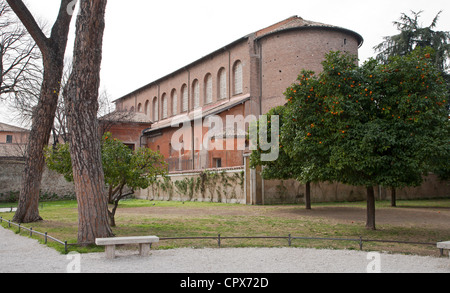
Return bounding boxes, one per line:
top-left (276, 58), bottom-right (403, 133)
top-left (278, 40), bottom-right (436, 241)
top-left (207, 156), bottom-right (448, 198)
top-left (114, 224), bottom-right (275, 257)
top-left (250, 100), bottom-right (335, 210)
top-left (45, 133), bottom-right (167, 227)
top-left (279, 48), bottom-right (449, 230)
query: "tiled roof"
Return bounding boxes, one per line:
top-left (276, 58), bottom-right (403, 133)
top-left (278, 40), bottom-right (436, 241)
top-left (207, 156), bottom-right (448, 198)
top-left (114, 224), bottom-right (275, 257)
top-left (99, 111), bottom-right (153, 124)
top-left (113, 16), bottom-right (362, 104)
top-left (143, 94), bottom-right (251, 135)
top-left (255, 15), bottom-right (333, 37)
top-left (254, 15), bottom-right (363, 45)
top-left (0, 122), bottom-right (29, 133)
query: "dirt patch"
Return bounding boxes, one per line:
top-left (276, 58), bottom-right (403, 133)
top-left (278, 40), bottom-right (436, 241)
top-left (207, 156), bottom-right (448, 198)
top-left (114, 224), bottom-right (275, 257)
top-left (118, 204), bottom-right (450, 229)
top-left (270, 206), bottom-right (450, 228)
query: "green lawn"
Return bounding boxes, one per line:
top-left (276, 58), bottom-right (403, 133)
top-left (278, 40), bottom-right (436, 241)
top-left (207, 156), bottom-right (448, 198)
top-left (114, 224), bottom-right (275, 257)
top-left (1, 198), bottom-right (449, 256)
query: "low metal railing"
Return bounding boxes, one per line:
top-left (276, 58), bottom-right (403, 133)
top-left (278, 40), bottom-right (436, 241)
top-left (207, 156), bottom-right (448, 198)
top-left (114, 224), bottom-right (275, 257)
top-left (0, 217), bottom-right (68, 253)
top-left (159, 234), bottom-right (437, 251)
top-left (1, 217), bottom-right (439, 255)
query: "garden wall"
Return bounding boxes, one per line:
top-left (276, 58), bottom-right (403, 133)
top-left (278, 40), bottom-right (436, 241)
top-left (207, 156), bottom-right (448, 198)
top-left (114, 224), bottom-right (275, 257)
top-left (262, 174), bottom-right (449, 205)
top-left (1, 156), bottom-right (448, 205)
top-left (0, 158), bottom-right (75, 202)
top-left (138, 156), bottom-right (449, 205)
top-left (136, 167), bottom-right (246, 204)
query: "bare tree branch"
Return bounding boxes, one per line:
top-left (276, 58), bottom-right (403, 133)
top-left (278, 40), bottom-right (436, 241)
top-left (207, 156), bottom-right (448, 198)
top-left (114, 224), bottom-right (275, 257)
top-left (7, 0), bottom-right (76, 224)
top-left (5, 0), bottom-right (49, 54)
top-left (0, 1), bottom-right (42, 101)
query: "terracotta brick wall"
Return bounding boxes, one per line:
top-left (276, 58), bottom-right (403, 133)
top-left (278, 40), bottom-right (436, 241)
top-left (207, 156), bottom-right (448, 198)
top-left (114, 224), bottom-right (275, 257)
top-left (258, 28), bottom-right (360, 114)
top-left (111, 19), bottom-right (362, 173)
top-left (106, 122), bottom-right (151, 149)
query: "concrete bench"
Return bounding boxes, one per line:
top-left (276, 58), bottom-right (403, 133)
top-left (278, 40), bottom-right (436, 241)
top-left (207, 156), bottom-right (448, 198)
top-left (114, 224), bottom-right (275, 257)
top-left (437, 241), bottom-right (450, 258)
top-left (95, 236), bottom-right (159, 259)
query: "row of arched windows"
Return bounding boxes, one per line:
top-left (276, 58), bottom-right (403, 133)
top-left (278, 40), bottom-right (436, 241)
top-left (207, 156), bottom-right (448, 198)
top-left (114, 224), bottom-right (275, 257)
top-left (133, 61), bottom-right (243, 122)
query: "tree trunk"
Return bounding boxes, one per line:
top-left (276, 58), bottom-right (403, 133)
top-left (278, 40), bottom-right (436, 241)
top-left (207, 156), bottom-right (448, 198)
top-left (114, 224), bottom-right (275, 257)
top-left (7, 0), bottom-right (74, 224)
top-left (108, 201), bottom-right (119, 227)
top-left (108, 210), bottom-right (116, 228)
top-left (366, 186), bottom-right (376, 230)
top-left (65, 0), bottom-right (112, 245)
top-left (391, 187), bottom-right (397, 207)
top-left (305, 182), bottom-right (311, 210)
top-left (13, 59), bottom-right (62, 223)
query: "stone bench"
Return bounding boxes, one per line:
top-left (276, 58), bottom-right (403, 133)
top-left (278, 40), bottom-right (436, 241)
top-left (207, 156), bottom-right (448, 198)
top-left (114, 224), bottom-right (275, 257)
top-left (95, 236), bottom-right (159, 259)
top-left (437, 241), bottom-right (450, 258)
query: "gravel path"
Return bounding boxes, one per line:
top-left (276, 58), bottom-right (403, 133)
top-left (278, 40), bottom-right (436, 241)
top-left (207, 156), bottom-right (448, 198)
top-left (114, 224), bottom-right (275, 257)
top-left (0, 226), bottom-right (449, 273)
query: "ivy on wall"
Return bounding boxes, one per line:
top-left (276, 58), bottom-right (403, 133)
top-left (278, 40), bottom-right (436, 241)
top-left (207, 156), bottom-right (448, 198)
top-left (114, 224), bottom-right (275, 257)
top-left (150, 170), bottom-right (244, 203)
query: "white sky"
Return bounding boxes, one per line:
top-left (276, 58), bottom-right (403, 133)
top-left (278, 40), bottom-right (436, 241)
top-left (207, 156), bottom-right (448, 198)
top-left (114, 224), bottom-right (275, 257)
top-left (1, 0), bottom-right (449, 127)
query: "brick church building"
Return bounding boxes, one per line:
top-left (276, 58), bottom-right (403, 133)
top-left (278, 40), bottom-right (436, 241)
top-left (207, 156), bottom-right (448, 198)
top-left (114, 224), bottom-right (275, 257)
top-left (105, 16), bottom-right (363, 172)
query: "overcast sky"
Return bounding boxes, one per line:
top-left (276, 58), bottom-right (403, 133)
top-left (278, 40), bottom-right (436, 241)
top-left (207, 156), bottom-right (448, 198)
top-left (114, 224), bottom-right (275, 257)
top-left (1, 0), bottom-right (449, 127)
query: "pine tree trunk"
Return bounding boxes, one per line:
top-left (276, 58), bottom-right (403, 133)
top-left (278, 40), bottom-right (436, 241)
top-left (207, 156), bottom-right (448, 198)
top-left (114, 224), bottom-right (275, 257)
top-left (305, 182), bottom-right (311, 210)
top-left (366, 186), bottom-right (376, 230)
top-left (65, 0), bottom-right (112, 245)
top-left (13, 60), bottom-right (62, 223)
top-left (7, 0), bottom-right (74, 224)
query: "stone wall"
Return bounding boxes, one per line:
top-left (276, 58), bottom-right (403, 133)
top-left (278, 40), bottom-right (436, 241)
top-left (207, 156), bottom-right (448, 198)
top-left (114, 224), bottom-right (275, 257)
top-left (138, 159), bottom-right (449, 205)
top-left (262, 179), bottom-right (367, 205)
top-left (136, 167), bottom-right (246, 204)
top-left (262, 176), bottom-right (450, 205)
top-left (0, 158), bottom-right (75, 201)
top-left (244, 155), bottom-right (449, 205)
top-left (2, 156), bottom-right (447, 205)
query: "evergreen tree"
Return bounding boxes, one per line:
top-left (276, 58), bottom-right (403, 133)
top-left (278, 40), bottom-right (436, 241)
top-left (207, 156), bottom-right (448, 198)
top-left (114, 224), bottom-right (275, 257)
top-left (374, 10), bottom-right (450, 74)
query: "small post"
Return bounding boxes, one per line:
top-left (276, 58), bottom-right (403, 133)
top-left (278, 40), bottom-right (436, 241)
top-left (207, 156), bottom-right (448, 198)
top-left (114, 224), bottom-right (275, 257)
top-left (30, 227), bottom-right (33, 237)
top-left (288, 234), bottom-right (292, 247)
top-left (218, 234), bottom-right (221, 248)
top-left (65, 241), bottom-right (68, 254)
top-left (18, 224), bottom-right (21, 233)
top-left (8, 220), bottom-right (10, 228)
top-left (44, 232), bottom-right (48, 244)
top-left (359, 236), bottom-right (363, 250)
top-left (0, 216), bottom-right (2, 223)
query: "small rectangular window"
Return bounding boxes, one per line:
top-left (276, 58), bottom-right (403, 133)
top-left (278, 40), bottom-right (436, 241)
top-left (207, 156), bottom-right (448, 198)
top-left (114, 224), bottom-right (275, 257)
top-left (6, 135), bottom-right (13, 144)
top-left (213, 158), bottom-right (222, 168)
top-left (124, 143), bottom-right (135, 151)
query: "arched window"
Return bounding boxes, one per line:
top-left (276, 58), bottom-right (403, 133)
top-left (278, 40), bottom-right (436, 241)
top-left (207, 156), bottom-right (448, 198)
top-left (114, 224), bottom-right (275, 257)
top-left (130, 106), bottom-right (135, 112)
top-left (218, 67), bottom-right (227, 100)
top-left (171, 89), bottom-right (178, 116)
top-left (145, 100), bottom-right (150, 116)
top-left (192, 79), bottom-right (200, 109)
top-left (233, 60), bottom-right (243, 95)
top-left (204, 73), bottom-right (212, 104)
top-left (137, 103), bottom-right (142, 112)
top-left (181, 84), bottom-right (188, 112)
top-left (162, 93), bottom-right (168, 119)
top-left (152, 97), bottom-right (159, 121)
